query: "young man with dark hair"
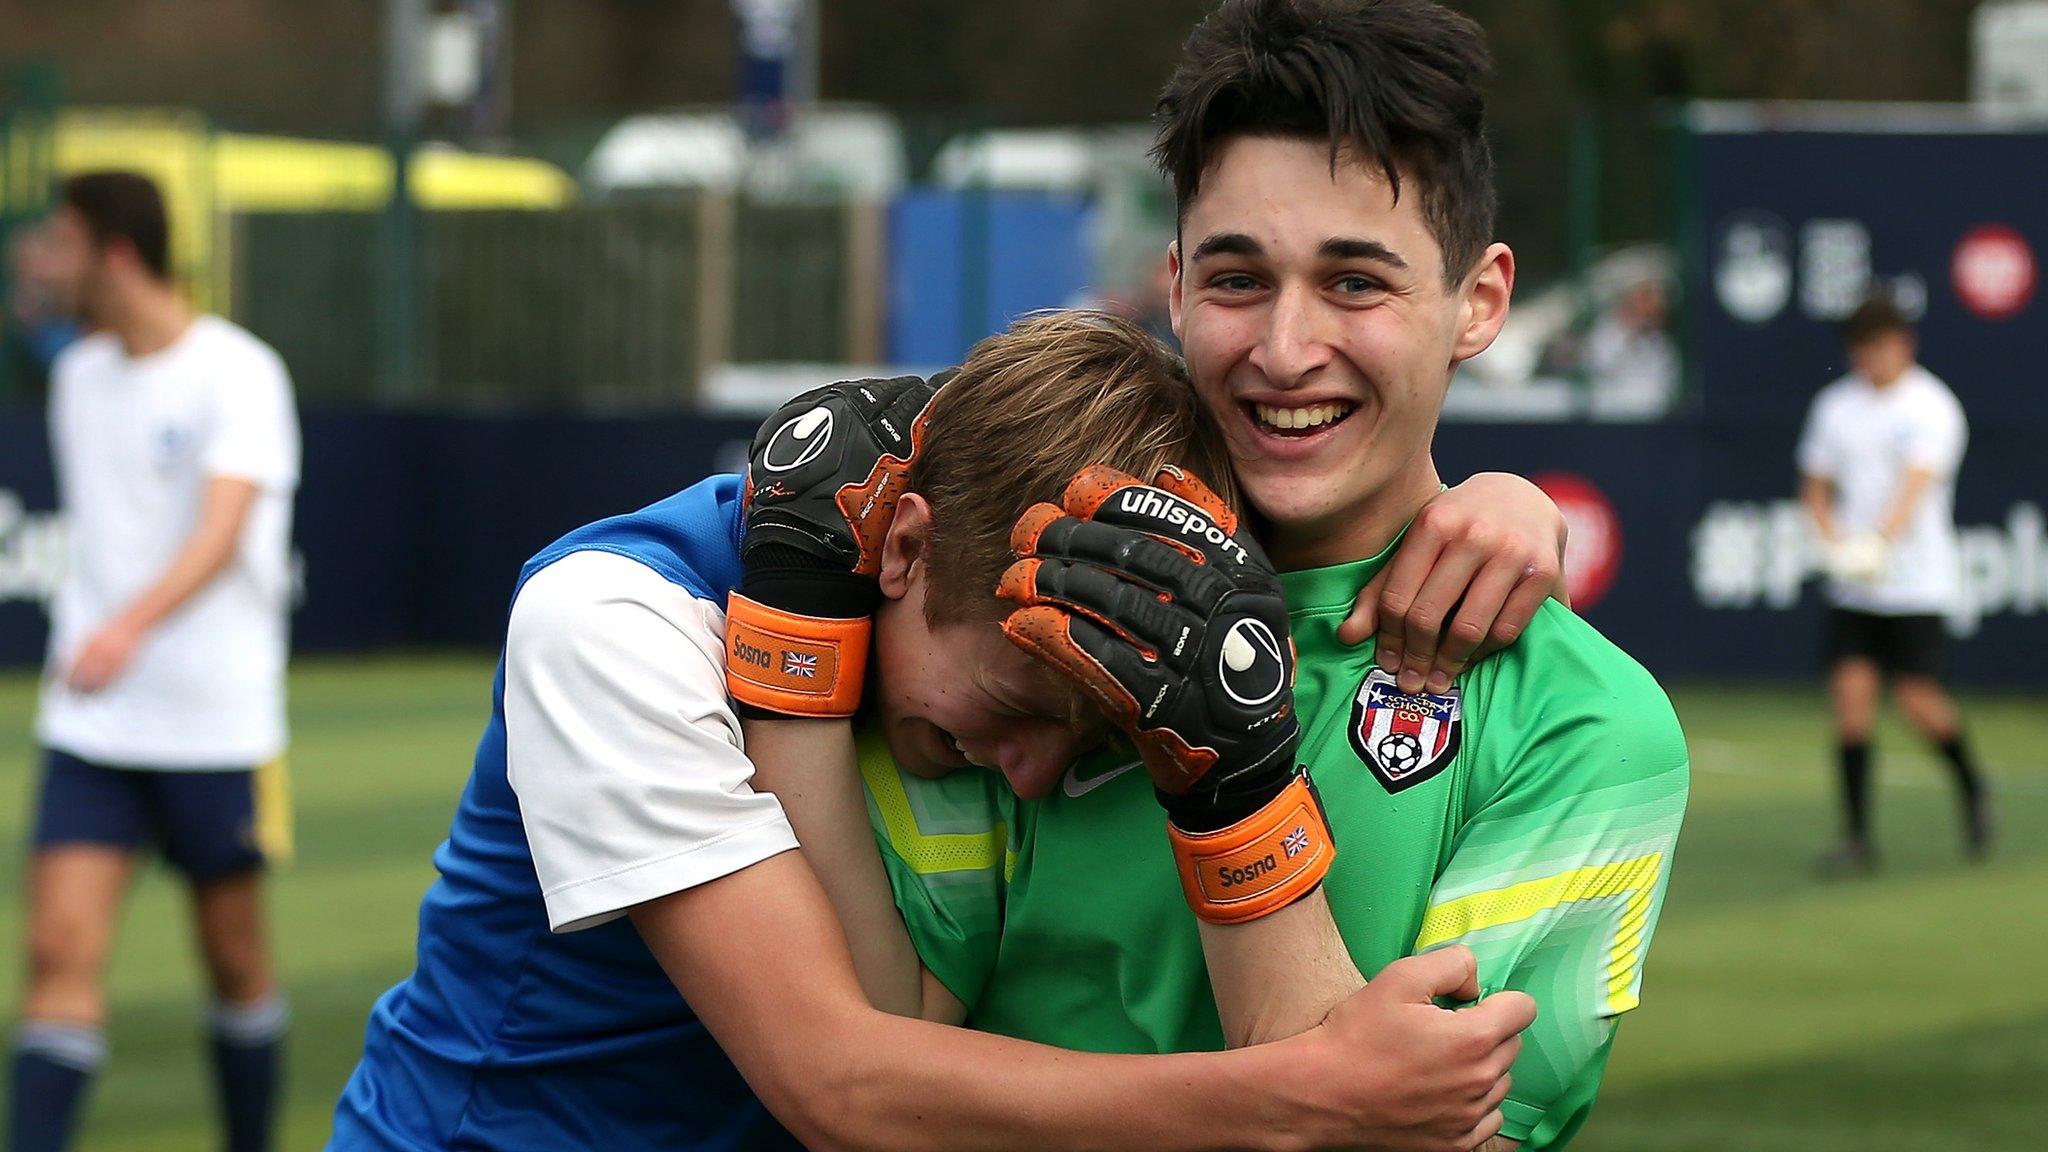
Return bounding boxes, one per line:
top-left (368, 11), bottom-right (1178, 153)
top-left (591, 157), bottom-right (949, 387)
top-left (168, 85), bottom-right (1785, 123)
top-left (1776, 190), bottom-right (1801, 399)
top-left (1798, 294), bottom-right (1987, 872)
top-left (856, 3), bottom-right (1689, 1149)
top-left (12, 171), bottom-right (299, 1152)
top-left (330, 310), bottom-right (1560, 1152)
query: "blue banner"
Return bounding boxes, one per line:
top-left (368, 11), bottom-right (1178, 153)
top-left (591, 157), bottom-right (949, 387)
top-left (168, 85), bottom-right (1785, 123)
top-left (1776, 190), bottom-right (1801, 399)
top-left (4, 407), bottom-right (2041, 684)
top-left (1688, 124), bottom-right (2047, 430)
top-left (1674, 120), bottom-right (2048, 682)
top-left (0, 410), bottom-right (757, 668)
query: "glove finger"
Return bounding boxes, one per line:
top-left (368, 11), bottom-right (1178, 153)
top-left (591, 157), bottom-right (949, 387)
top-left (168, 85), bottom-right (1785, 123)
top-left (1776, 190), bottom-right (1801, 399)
top-left (1055, 464), bottom-right (1149, 517)
top-left (1151, 463), bottom-right (1283, 574)
top-left (830, 374), bottom-right (913, 418)
top-left (831, 413), bottom-right (916, 574)
top-left (842, 374), bottom-right (938, 460)
top-left (1009, 500), bottom-right (1068, 557)
top-left (833, 472), bottom-right (904, 576)
top-left (878, 375), bottom-right (942, 459)
top-left (1002, 605), bottom-right (1210, 791)
top-left (824, 375), bottom-right (943, 575)
top-left (1148, 464), bottom-right (1238, 532)
top-left (1064, 472), bottom-right (1256, 575)
top-left (997, 558), bottom-right (1147, 651)
top-left (999, 556), bottom-right (1206, 670)
top-left (1002, 605), bottom-right (1161, 734)
top-left (1027, 517), bottom-right (1239, 608)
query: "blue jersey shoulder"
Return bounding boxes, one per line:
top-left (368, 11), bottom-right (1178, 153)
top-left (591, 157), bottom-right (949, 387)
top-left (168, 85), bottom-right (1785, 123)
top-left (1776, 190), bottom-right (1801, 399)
top-left (516, 472), bottom-right (745, 606)
top-left (329, 472), bottom-right (798, 1152)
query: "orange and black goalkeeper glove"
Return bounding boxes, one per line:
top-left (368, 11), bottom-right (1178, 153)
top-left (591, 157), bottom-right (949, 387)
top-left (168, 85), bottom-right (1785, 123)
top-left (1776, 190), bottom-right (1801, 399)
top-left (999, 464), bottom-right (1333, 925)
top-left (725, 373), bottom-right (943, 719)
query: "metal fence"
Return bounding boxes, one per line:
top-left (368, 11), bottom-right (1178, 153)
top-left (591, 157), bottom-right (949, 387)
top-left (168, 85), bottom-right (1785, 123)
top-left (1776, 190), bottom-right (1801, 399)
top-left (0, 98), bottom-right (879, 410)
top-left (0, 84), bottom-right (1687, 419)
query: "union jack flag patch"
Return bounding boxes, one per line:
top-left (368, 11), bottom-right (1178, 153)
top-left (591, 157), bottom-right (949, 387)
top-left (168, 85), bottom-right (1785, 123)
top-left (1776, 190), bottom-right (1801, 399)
top-left (1283, 826), bottom-right (1311, 858)
top-left (782, 652), bottom-right (819, 678)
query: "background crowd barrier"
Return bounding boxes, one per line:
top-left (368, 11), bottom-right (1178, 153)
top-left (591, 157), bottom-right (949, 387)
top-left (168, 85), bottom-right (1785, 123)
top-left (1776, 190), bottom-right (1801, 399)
top-left (4, 408), bottom-right (2039, 684)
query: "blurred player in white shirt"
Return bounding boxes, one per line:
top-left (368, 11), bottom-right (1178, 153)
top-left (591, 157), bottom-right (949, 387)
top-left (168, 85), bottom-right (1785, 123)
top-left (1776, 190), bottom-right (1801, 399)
top-left (1796, 294), bottom-right (1988, 875)
top-left (10, 173), bottom-right (298, 1152)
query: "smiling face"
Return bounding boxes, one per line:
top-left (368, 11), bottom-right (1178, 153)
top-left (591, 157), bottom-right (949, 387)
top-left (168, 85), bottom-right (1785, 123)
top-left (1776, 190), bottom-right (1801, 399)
top-left (1169, 136), bottom-right (1514, 568)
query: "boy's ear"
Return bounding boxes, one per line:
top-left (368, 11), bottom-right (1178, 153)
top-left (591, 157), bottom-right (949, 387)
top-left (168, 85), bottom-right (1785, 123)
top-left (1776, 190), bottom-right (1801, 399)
top-left (879, 492), bottom-right (935, 600)
top-left (1451, 241), bottom-right (1516, 364)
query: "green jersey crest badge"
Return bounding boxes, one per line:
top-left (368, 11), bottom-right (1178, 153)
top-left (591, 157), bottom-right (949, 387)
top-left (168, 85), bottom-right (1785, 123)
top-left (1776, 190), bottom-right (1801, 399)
top-left (1349, 667), bottom-right (1462, 792)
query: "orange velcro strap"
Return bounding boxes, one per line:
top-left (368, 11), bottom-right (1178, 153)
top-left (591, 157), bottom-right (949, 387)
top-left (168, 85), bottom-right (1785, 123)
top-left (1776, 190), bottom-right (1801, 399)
top-left (1168, 774), bottom-right (1334, 925)
top-left (724, 593), bottom-right (871, 718)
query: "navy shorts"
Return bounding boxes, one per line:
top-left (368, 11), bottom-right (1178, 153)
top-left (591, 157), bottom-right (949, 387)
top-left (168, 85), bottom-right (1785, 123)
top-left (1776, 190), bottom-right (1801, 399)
top-left (32, 749), bottom-right (281, 882)
top-left (1823, 609), bottom-right (1948, 679)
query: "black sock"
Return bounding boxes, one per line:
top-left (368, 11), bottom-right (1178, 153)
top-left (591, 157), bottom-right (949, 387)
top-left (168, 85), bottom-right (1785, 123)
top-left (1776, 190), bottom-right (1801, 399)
top-left (1935, 733), bottom-right (1985, 808)
top-left (209, 996), bottom-right (289, 1152)
top-left (9, 1022), bottom-right (106, 1152)
top-left (1838, 740), bottom-right (1872, 846)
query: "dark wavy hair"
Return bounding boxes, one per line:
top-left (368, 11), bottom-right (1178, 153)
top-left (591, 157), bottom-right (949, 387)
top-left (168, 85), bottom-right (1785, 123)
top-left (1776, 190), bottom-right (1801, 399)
top-left (62, 171), bottom-right (171, 281)
top-left (1153, 0), bottom-right (1497, 285)
top-left (1840, 294), bottom-right (1914, 347)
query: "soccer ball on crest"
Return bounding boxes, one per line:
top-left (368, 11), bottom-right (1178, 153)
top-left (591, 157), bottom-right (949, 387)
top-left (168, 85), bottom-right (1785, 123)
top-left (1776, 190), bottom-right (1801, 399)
top-left (1375, 732), bottom-right (1423, 777)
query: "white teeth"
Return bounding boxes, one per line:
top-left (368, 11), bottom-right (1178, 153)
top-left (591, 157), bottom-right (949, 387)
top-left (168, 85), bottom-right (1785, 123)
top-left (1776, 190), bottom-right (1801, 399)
top-left (948, 734), bottom-right (995, 769)
top-left (1253, 402), bottom-right (1350, 431)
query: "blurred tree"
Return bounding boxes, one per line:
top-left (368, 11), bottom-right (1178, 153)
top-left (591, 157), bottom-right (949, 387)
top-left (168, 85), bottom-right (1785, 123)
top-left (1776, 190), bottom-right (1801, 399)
top-left (0, 0), bottom-right (1990, 283)
top-left (0, 0), bottom-right (1983, 134)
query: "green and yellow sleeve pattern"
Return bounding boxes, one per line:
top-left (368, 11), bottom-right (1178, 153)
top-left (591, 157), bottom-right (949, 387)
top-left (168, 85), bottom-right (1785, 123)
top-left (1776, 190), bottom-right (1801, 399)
top-left (857, 730), bottom-right (1014, 1008)
top-left (1418, 605), bottom-right (1690, 1149)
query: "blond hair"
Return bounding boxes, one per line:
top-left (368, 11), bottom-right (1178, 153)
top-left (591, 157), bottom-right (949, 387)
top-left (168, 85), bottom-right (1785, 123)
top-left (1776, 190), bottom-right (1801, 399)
top-left (911, 310), bottom-right (1238, 623)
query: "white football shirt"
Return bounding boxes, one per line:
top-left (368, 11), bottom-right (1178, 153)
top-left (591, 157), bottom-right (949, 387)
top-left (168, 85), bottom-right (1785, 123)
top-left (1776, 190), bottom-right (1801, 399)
top-left (502, 549), bottom-right (797, 933)
top-left (1796, 365), bottom-right (1967, 615)
top-left (38, 315), bottom-right (300, 768)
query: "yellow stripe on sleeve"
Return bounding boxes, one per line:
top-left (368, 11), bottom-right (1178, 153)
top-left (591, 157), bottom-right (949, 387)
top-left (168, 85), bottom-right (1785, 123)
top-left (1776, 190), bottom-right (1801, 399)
top-left (1415, 851), bottom-right (1663, 1014)
top-left (858, 748), bottom-right (1012, 881)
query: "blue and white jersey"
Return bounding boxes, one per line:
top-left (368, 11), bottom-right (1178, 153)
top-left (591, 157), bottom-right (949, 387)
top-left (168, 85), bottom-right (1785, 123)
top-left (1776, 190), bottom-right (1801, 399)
top-left (331, 475), bottom-right (805, 1151)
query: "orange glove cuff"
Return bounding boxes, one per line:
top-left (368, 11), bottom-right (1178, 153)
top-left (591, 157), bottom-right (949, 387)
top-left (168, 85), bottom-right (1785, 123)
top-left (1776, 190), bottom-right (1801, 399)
top-left (724, 593), bottom-right (870, 718)
top-left (1168, 774), bottom-right (1334, 925)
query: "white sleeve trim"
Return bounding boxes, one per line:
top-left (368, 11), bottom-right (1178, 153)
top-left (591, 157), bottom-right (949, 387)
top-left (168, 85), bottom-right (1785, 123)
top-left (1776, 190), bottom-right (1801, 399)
top-left (547, 816), bottom-right (798, 933)
top-left (503, 549), bottom-right (797, 934)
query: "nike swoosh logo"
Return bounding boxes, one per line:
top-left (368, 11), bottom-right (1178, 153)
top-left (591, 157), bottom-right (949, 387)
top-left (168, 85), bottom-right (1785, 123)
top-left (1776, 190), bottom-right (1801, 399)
top-left (1063, 758), bottom-right (1142, 799)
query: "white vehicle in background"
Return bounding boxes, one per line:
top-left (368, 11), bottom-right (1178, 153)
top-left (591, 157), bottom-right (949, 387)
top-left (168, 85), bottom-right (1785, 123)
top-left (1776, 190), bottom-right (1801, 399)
top-left (583, 104), bottom-right (907, 199)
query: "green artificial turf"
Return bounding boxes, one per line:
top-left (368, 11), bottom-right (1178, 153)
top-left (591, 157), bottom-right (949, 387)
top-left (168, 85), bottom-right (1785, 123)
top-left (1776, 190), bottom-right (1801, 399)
top-left (0, 659), bottom-right (2040, 1150)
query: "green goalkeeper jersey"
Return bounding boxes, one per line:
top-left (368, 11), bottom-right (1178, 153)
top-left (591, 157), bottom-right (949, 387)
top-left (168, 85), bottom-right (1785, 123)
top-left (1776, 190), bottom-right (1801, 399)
top-left (862, 539), bottom-right (1689, 1149)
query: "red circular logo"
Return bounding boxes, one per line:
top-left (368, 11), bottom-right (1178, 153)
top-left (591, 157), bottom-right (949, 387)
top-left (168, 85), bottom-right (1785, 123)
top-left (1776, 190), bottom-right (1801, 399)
top-left (1532, 472), bottom-right (1622, 611)
top-left (1951, 224), bottom-right (2036, 321)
